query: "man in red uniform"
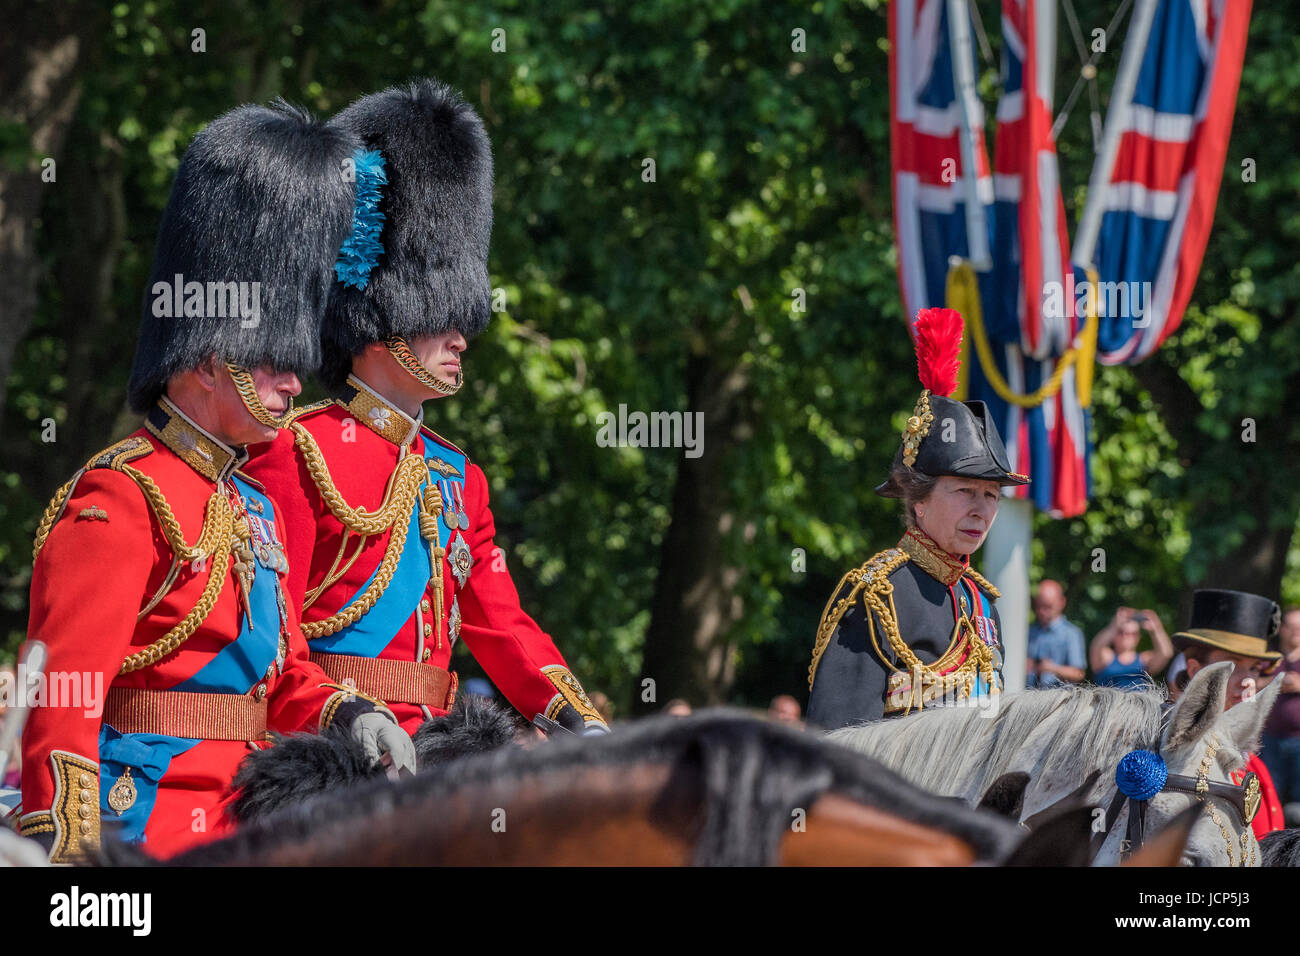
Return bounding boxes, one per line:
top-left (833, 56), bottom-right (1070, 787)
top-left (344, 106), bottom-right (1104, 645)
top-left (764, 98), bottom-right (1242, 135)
top-left (1172, 589), bottom-right (1287, 838)
top-left (245, 79), bottom-right (608, 736)
top-left (19, 101), bottom-right (413, 862)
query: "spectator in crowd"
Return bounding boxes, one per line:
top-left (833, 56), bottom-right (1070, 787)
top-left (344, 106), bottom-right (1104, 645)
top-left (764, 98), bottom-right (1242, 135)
top-left (1089, 606), bottom-right (1174, 690)
top-left (768, 694), bottom-right (802, 725)
top-left (664, 699), bottom-right (692, 717)
top-left (1025, 580), bottom-right (1086, 688)
top-left (1261, 606), bottom-right (1300, 825)
top-left (1171, 589), bottom-right (1287, 837)
top-left (0, 665), bottom-right (18, 790)
top-left (589, 691), bottom-right (615, 726)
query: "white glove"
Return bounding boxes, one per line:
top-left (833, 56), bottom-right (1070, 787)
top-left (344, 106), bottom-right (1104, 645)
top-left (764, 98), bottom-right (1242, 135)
top-left (352, 712), bottom-right (417, 777)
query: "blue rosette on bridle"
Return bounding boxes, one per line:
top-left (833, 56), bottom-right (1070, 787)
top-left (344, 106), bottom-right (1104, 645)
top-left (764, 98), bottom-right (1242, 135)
top-left (1115, 749), bottom-right (1168, 802)
top-left (335, 149), bottom-right (387, 290)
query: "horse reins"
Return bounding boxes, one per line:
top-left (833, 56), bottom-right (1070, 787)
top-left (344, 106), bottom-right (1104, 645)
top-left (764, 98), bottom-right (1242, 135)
top-left (1088, 702), bottom-right (1261, 865)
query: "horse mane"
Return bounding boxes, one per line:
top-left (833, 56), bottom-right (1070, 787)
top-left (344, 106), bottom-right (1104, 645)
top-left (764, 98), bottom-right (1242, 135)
top-left (98, 710), bottom-right (1023, 866)
top-left (829, 684), bottom-right (1166, 807)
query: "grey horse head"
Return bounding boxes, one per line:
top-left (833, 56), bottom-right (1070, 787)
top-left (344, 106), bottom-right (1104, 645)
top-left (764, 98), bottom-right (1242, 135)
top-left (1094, 660), bottom-right (1281, 866)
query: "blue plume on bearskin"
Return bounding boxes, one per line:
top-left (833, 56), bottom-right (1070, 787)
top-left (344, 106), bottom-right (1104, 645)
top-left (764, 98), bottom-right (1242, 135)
top-left (319, 78), bottom-right (494, 390)
top-left (334, 149), bottom-right (388, 290)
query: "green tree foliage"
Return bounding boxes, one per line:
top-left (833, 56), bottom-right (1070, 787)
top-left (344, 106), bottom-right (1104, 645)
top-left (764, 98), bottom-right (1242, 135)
top-left (3, 1), bottom-right (1299, 712)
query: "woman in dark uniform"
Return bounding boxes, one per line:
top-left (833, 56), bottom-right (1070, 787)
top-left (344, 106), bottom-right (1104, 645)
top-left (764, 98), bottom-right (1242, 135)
top-left (807, 309), bottom-right (1029, 729)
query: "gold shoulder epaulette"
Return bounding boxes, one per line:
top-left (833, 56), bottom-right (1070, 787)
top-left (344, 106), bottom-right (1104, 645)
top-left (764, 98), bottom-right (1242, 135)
top-left (282, 398), bottom-right (332, 426)
top-left (807, 547), bottom-right (909, 689)
top-left (965, 568), bottom-right (1001, 601)
top-left (31, 436), bottom-right (155, 563)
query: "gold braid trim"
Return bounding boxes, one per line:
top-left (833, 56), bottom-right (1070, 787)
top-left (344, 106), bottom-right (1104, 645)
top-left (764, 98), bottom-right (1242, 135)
top-left (32, 437), bottom-right (155, 563)
top-left (300, 507), bottom-right (412, 639)
top-left (118, 478), bottom-right (233, 674)
top-left (808, 549), bottom-right (909, 689)
top-left (226, 363), bottom-right (290, 428)
top-left (964, 567), bottom-right (1001, 600)
top-left (808, 548), bottom-right (997, 714)
top-left (385, 336), bottom-right (463, 396)
top-left (120, 465), bottom-right (230, 561)
top-left (291, 423), bottom-right (426, 535)
top-left (290, 421), bottom-right (430, 639)
top-left (31, 475), bottom-right (79, 564)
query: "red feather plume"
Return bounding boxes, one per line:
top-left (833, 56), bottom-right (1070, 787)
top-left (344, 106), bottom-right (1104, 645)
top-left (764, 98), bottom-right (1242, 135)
top-left (912, 308), bottom-right (964, 397)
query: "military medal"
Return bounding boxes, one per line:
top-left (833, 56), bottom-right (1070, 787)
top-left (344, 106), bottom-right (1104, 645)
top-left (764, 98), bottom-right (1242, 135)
top-left (108, 767), bottom-right (137, 815)
top-left (449, 595), bottom-right (462, 647)
top-left (451, 482), bottom-right (468, 530)
top-left (440, 480), bottom-right (459, 530)
top-left (448, 533), bottom-right (473, 587)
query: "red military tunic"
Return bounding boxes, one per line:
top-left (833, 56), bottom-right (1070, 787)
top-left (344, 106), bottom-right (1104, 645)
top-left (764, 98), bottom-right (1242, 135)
top-left (20, 399), bottom-right (369, 861)
top-left (243, 374), bottom-right (607, 735)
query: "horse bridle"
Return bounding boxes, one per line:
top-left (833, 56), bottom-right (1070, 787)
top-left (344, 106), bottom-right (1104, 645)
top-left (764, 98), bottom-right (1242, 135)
top-left (1089, 703), bottom-right (1262, 865)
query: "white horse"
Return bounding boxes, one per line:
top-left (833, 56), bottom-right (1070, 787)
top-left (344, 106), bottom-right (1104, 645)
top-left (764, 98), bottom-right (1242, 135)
top-left (829, 661), bottom-right (1279, 865)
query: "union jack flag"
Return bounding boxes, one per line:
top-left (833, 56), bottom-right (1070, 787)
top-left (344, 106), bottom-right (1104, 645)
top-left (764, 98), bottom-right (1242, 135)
top-left (890, 0), bottom-right (1089, 517)
top-left (1072, 0), bottom-right (1254, 365)
top-left (891, 0), bottom-right (993, 318)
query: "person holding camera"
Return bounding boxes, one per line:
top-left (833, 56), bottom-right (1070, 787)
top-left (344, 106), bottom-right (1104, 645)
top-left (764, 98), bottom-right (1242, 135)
top-left (1088, 606), bottom-right (1174, 690)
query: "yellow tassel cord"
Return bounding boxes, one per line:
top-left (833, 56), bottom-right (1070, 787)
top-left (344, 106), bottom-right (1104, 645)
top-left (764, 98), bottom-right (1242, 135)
top-left (117, 469), bottom-right (234, 674)
top-left (945, 259), bottom-right (1099, 410)
top-left (291, 423), bottom-right (444, 640)
top-left (808, 551), bottom-right (995, 715)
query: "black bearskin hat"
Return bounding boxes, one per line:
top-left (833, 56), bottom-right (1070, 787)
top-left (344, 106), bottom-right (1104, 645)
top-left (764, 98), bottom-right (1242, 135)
top-left (127, 100), bottom-right (360, 413)
top-left (319, 77), bottom-right (494, 391)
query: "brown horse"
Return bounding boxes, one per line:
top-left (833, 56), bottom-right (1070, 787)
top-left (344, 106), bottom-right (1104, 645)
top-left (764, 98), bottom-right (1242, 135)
top-left (95, 710), bottom-right (1191, 866)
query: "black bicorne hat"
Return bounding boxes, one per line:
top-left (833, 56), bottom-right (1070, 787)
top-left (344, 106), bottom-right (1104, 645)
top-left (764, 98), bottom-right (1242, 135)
top-left (127, 100), bottom-right (360, 413)
top-left (1173, 589), bottom-right (1282, 662)
top-left (319, 77), bottom-right (494, 390)
top-left (876, 309), bottom-right (1029, 497)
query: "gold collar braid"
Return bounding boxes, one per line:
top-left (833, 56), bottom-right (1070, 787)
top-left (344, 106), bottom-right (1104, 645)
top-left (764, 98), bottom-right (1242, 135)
top-left (385, 336), bottom-right (463, 396)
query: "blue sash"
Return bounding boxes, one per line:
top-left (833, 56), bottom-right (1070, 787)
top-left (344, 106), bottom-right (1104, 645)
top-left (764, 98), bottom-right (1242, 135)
top-left (310, 440), bottom-right (468, 657)
top-left (100, 479), bottom-right (288, 844)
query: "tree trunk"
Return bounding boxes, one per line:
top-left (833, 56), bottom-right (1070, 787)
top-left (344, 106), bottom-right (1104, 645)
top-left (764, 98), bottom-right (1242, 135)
top-left (0, 2), bottom-right (100, 422)
top-left (637, 350), bottom-right (752, 712)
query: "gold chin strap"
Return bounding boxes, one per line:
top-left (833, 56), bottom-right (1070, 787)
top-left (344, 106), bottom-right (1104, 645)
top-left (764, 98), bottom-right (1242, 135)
top-left (226, 363), bottom-right (294, 428)
top-left (384, 336), bottom-right (463, 396)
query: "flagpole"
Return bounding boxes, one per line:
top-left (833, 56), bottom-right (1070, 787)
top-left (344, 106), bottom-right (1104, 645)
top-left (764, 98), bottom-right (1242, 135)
top-left (1071, 0), bottom-right (1159, 270)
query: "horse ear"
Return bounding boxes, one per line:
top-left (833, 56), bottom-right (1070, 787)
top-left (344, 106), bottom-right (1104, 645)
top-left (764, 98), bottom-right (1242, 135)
top-left (1163, 660), bottom-right (1232, 752)
top-left (1217, 670), bottom-right (1283, 759)
top-left (978, 772), bottom-right (1030, 819)
top-left (1003, 805), bottom-right (1096, 866)
top-left (1122, 804), bottom-right (1200, 867)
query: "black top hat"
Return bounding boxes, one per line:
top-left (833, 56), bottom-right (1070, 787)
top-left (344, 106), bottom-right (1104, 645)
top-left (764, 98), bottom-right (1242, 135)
top-left (319, 78), bottom-right (494, 390)
top-left (1173, 588), bottom-right (1282, 662)
top-left (127, 100), bottom-right (359, 413)
top-left (876, 309), bottom-right (1029, 497)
